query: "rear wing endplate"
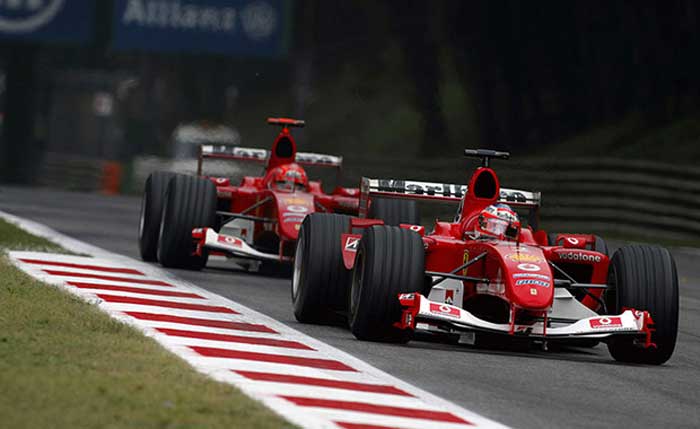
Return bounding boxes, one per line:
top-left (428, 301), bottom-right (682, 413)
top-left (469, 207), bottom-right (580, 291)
top-left (198, 145), bottom-right (343, 174)
top-left (358, 177), bottom-right (541, 216)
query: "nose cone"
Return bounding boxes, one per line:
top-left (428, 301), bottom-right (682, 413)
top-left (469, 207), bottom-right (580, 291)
top-left (499, 246), bottom-right (554, 310)
top-left (276, 194), bottom-right (315, 241)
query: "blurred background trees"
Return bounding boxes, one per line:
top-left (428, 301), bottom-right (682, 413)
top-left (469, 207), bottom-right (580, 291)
top-left (2, 0), bottom-right (700, 185)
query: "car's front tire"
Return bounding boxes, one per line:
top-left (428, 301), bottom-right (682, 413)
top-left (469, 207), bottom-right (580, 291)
top-left (292, 213), bottom-right (351, 323)
top-left (158, 175), bottom-right (217, 270)
top-left (606, 245), bottom-right (679, 364)
top-left (349, 225), bottom-right (425, 342)
top-left (139, 171), bottom-right (176, 261)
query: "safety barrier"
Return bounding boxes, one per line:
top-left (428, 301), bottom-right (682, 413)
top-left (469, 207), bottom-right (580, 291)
top-left (42, 154), bottom-right (700, 242)
top-left (341, 156), bottom-right (700, 242)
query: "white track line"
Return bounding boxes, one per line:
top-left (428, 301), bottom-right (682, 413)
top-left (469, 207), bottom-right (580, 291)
top-left (1, 209), bottom-right (508, 429)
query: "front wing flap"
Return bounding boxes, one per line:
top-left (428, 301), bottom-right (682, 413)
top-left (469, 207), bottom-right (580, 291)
top-left (396, 293), bottom-right (655, 343)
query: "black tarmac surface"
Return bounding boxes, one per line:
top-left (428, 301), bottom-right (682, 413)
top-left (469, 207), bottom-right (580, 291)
top-left (2, 186), bottom-right (698, 429)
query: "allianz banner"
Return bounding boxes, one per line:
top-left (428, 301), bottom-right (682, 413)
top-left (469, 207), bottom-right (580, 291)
top-left (0, 0), bottom-right (94, 44)
top-left (112, 0), bottom-right (290, 57)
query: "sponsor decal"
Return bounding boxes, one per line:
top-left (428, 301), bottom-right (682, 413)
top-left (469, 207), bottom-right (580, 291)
top-left (294, 224), bottom-right (300, 230)
top-left (513, 273), bottom-right (550, 280)
top-left (217, 235), bottom-right (242, 247)
top-left (0, 0), bottom-right (64, 33)
top-left (286, 205), bottom-right (309, 213)
top-left (567, 237), bottom-right (580, 245)
top-left (295, 152), bottom-right (342, 166)
top-left (530, 288), bottom-right (538, 295)
top-left (507, 253), bottom-right (543, 263)
top-left (558, 251), bottom-right (602, 263)
top-left (282, 197), bottom-right (308, 205)
top-left (517, 263), bottom-right (541, 272)
top-left (344, 237), bottom-right (359, 251)
top-left (398, 293), bottom-right (415, 300)
top-left (515, 279), bottom-right (550, 287)
top-left (429, 303), bottom-right (461, 318)
top-left (589, 317), bottom-right (623, 329)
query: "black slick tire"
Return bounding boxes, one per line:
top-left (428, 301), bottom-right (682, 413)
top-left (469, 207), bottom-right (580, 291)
top-left (368, 197), bottom-right (420, 226)
top-left (158, 175), bottom-right (217, 270)
top-left (349, 225), bottom-right (425, 342)
top-left (292, 213), bottom-right (351, 323)
top-left (606, 245), bottom-right (679, 365)
top-left (138, 171), bottom-right (176, 261)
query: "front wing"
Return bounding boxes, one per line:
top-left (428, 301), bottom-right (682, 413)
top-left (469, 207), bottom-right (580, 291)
top-left (396, 293), bottom-right (655, 345)
top-left (192, 228), bottom-right (286, 262)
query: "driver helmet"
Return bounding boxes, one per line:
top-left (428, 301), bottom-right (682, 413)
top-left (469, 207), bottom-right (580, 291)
top-left (475, 203), bottom-right (520, 240)
top-left (268, 163), bottom-right (308, 192)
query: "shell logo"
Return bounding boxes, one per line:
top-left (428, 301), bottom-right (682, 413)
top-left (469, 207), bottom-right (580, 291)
top-left (0, 0), bottom-right (64, 34)
top-left (507, 253), bottom-right (543, 263)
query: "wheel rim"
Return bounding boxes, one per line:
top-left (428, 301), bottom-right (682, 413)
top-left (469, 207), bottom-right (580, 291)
top-left (138, 191), bottom-right (148, 239)
top-left (292, 234), bottom-right (304, 300)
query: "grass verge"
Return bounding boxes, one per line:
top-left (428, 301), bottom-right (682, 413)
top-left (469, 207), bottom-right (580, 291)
top-left (0, 218), bottom-right (294, 429)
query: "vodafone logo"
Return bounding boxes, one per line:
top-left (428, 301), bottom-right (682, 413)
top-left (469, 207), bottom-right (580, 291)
top-left (567, 237), bottom-right (579, 245)
top-left (517, 263), bottom-right (541, 272)
top-left (0, 0), bottom-right (64, 33)
top-left (429, 303), bottom-right (460, 318)
top-left (558, 251), bottom-right (602, 263)
top-left (590, 316), bottom-right (623, 329)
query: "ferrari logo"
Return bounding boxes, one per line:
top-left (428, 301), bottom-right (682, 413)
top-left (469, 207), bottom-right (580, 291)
top-left (530, 288), bottom-right (538, 295)
top-left (462, 250), bottom-right (469, 276)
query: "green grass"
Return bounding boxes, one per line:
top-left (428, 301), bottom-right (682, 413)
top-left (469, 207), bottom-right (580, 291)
top-left (0, 220), bottom-right (294, 429)
top-left (0, 218), bottom-right (67, 253)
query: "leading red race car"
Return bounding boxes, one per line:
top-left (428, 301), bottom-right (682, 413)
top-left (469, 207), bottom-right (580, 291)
top-left (292, 149), bottom-right (678, 364)
top-left (138, 117), bottom-right (418, 270)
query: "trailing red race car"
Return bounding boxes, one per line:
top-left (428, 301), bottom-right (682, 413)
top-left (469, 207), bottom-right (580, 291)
top-left (138, 117), bottom-right (418, 270)
top-left (292, 149), bottom-right (679, 364)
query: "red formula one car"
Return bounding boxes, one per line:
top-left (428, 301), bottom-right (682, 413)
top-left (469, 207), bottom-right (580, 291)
top-left (138, 118), bottom-right (418, 270)
top-left (292, 149), bottom-right (679, 364)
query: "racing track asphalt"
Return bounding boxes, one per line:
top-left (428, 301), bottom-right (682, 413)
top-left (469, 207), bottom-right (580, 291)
top-left (1, 185), bottom-right (699, 429)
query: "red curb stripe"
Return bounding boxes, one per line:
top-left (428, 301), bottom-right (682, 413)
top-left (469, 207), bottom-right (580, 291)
top-left (235, 371), bottom-right (412, 396)
top-left (335, 423), bottom-right (415, 429)
top-left (156, 328), bottom-right (312, 350)
top-left (279, 397), bottom-right (471, 425)
top-left (124, 312), bottom-right (276, 333)
top-left (97, 294), bottom-right (237, 314)
top-left (20, 258), bottom-right (144, 275)
top-left (43, 270), bottom-right (172, 286)
top-left (191, 346), bottom-right (356, 371)
top-left (67, 282), bottom-right (203, 299)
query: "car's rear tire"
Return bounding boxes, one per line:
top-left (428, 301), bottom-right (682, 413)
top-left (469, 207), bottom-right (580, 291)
top-left (158, 175), bottom-right (217, 270)
top-left (349, 225), bottom-right (425, 342)
top-left (606, 245), bottom-right (679, 365)
top-left (139, 171), bottom-right (176, 261)
top-left (369, 197), bottom-right (420, 226)
top-left (292, 213), bottom-right (351, 323)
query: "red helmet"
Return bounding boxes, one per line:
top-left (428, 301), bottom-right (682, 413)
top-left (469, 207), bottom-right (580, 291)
top-left (475, 203), bottom-right (520, 240)
top-left (267, 163), bottom-right (308, 192)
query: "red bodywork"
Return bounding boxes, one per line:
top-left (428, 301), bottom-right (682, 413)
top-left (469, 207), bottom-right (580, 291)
top-left (197, 118), bottom-right (360, 262)
top-left (346, 164), bottom-right (612, 334)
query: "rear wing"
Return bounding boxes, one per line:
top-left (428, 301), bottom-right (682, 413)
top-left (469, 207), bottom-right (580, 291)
top-left (358, 177), bottom-right (541, 225)
top-left (198, 145), bottom-right (343, 174)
